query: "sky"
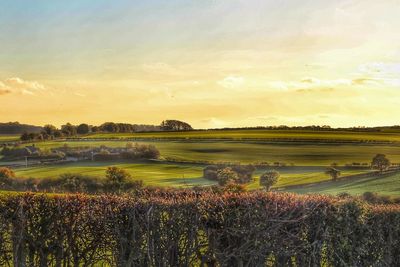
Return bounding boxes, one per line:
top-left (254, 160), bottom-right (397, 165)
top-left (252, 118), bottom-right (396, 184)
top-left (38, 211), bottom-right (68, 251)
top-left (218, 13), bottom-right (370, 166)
top-left (0, 0), bottom-right (399, 128)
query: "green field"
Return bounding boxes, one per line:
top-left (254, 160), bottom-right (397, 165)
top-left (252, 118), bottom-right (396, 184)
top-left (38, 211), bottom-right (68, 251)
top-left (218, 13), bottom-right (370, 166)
top-left (0, 135), bottom-right (19, 142)
top-left (14, 161), bottom-right (210, 187)
top-left (31, 139), bottom-right (400, 166)
top-left (13, 161), bottom-right (370, 189)
top-left (286, 171), bottom-right (400, 196)
top-left (4, 129), bottom-right (400, 195)
top-left (82, 129), bottom-right (400, 143)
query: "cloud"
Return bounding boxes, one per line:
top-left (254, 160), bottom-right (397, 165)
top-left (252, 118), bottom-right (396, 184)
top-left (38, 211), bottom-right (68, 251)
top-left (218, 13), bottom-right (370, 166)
top-left (358, 62), bottom-right (400, 76)
top-left (200, 117), bottom-right (229, 128)
top-left (217, 75), bottom-right (245, 89)
top-left (354, 62), bottom-right (400, 87)
top-left (269, 77), bottom-right (350, 91)
top-left (0, 77), bottom-right (47, 96)
top-left (142, 62), bottom-right (180, 76)
top-left (73, 92), bottom-right (86, 97)
top-left (351, 78), bottom-right (380, 86)
top-left (296, 88), bottom-right (334, 93)
top-left (0, 82), bottom-right (11, 95)
top-left (0, 89), bottom-right (11, 95)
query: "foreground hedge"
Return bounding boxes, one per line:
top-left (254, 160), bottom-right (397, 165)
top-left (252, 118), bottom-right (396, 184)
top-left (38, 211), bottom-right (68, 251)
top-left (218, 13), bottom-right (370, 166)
top-left (0, 191), bottom-right (399, 266)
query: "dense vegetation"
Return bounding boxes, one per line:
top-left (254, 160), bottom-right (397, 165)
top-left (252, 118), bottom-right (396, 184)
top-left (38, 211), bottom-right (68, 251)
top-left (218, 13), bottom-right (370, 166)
top-left (0, 167), bottom-right (143, 194)
top-left (18, 120), bottom-right (193, 141)
top-left (203, 164), bottom-right (255, 185)
top-left (0, 191), bottom-right (399, 266)
top-left (0, 122), bottom-right (42, 134)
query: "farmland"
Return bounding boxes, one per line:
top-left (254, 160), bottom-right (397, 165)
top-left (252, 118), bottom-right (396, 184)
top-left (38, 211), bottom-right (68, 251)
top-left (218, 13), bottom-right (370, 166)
top-left (0, 134), bottom-right (19, 142)
top-left (30, 139), bottom-right (400, 166)
top-left (3, 129), bottom-right (400, 195)
top-left (286, 171), bottom-right (400, 196)
top-left (13, 160), bottom-right (370, 189)
top-left (81, 129), bottom-right (400, 143)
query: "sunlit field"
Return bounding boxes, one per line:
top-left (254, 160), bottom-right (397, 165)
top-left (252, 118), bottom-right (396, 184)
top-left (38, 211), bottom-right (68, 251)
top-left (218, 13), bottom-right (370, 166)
top-left (0, 135), bottom-right (19, 142)
top-left (13, 160), bottom-right (371, 190)
top-left (82, 129), bottom-right (400, 143)
top-left (30, 139), bottom-right (400, 166)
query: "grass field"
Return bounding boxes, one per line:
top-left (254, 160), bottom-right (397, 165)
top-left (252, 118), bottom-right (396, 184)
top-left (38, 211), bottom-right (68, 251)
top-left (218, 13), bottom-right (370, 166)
top-left (31, 139), bottom-right (400, 166)
top-left (13, 161), bottom-right (370, 189)
top-left (4, 129), bottom-right (400, 195)
top-left (14, 161), bottom-right (210, 187)
top-left (286, 171), bottom-right (400, 196)
top-left (0, 135), bottom-right (19, 142)
top-left (82, 129), bottom-right (400, 143)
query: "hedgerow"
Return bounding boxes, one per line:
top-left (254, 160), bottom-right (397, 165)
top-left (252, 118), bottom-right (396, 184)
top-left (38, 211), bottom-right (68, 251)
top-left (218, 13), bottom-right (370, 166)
top-left (0, 190), bottom-right (399, 266)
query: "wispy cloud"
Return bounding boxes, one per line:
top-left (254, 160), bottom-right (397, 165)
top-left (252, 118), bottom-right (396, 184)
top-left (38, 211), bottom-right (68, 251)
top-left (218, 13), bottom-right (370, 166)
top-left (355, 62), bottom-right (400, 87)
top-left (0, 77), bottom-right (48, 96)
top-left (142, 62), bottom-right (180, 76)
top-left (217, 75), bottom-right (245, 89)
top-left (269, 77), bottom-right (350, 91)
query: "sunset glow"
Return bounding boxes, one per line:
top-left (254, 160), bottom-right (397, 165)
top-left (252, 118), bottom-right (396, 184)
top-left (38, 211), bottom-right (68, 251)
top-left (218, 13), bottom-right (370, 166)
top-left (1, 0), bottom-right (399, 127)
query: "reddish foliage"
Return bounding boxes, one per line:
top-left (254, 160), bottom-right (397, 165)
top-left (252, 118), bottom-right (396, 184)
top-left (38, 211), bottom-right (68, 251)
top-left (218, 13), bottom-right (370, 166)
top-left (0, 191), bottom-right (399, 266)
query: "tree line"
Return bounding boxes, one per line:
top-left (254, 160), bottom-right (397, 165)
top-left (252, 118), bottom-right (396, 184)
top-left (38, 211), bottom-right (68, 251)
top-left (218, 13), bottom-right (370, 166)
top-left (0, 122), bottom-right (42, 134)
top-left (19, 120), bottom-right (193, 141)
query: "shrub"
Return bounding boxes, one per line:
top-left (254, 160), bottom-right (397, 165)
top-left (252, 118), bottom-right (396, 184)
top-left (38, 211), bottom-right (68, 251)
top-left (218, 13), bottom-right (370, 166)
top-left (222, 182), bottom-right (246, 193)
top-left (0, 167), bottom-right (15, 188)
top-left (259, 170), bottom-right (280, 191)
top-left (216, 167), bottom-right (239, 186)
top-left (203, 164), bottom-right (255, 184)
top-left (0, 167), bottom-right (15, 179)
top-left (105, 166), bottom-right (132, 193)
top-left (0, 192), bottom-right (399, 266)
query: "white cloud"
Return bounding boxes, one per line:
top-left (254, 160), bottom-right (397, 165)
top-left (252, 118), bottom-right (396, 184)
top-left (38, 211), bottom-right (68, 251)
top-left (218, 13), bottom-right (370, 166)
top-left (355, 62), bottom-right (400, 88)
top-left (217, 75), bottom-right (245, 89)
top-left (0, 77), bottom-right (48, 96)
top-left (358, 62), bottom-right (400, 76)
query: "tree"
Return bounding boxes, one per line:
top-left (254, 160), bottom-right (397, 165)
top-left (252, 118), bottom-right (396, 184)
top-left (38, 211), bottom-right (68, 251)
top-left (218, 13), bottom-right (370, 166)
top-left (77, 123), bottom-right (90, 135)
top-left (59, 173), bottom-right (86, 193)
top-left (61, 123), bottom-right (77, 136)
top-left (53, 130), bottom-right (63, 138)
top-left (325, 167), bottom-right (341, 181)
top-left (259, 170), bottom-right (280, 191)
top-left (43, 124), bottom-right (58, 136)
top-left (371, 154), bottom-right (391, 173)
top-left (0, 167), bottom-right (15, 179)
top-left (216, 167), bottom-right (239, 186)
top-left (20, 132), bottom-right (30, 141)
top-left (0, 167), bottom-right (15, 188)
top-left (160, 120), bottom-right (193, 131)
top-left (101, 122), bottom-right (119, 133)
top-left (105, 166), bottom-right (131, 193)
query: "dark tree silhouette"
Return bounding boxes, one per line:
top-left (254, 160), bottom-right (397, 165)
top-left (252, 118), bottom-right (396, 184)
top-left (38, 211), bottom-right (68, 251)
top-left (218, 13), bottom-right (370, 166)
top-left (160, 120), bottom-right (193, 131)
top-left (260, 170), bottom-right (280, 191)
top-left (371, 154), bottom-right (391, 173)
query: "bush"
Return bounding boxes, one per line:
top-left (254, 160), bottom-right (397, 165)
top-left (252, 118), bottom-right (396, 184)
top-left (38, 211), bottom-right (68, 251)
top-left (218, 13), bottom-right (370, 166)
top-left (0, 191), bottom-right (399, 266)
top-left (105, 166), bottom-right (137, 193)
top-left (259, 170), bottom-right (280, 191)
top-left (0, 167), bottom-right (15, 188)
top-left (203, 164), bottom-right (255, 184)
top-left (216, 167), bottom-right (239, 186)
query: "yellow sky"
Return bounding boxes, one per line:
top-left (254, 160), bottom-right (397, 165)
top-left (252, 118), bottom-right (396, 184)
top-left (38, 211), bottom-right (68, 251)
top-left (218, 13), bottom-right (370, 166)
top-left (0, 0), bottom-right (399, 128)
